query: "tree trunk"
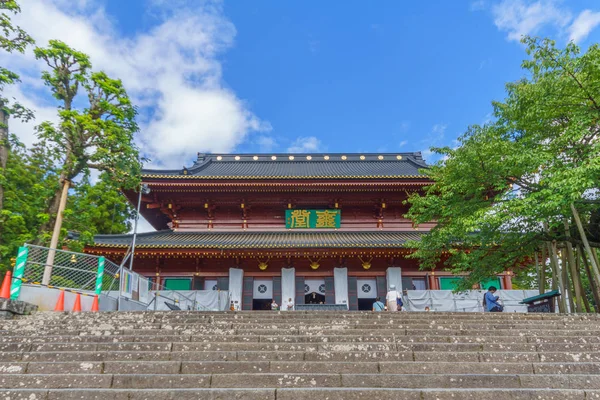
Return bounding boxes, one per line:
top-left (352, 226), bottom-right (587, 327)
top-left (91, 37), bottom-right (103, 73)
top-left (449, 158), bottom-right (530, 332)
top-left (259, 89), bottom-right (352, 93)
top-left (561, 247), bottom-right (575, 313)
top-left (575, 247), bottom-right (592, 313)
top-left (579, 245), bottom-right (600, 313)
top-left (35, 185), bottom-right (64, 244)
top-left (42, 179), bottom-right (70, 285)
top-left (564, 219), bottom-right (585, 312)
top-left (0, 108), bottom-right (8, 213)
top-left (540, 246), bottom-right (547, 293)
top-left (571, 203), bottom-right (600, 287)
top-left (535, 251), bottom-right (542, 295)
top-left (547, 241), bottom-right (566, 313)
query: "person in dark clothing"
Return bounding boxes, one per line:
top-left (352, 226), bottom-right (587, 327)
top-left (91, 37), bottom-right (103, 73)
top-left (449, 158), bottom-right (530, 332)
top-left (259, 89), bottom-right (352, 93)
top-left (484, 286), bottom-right (503, 312)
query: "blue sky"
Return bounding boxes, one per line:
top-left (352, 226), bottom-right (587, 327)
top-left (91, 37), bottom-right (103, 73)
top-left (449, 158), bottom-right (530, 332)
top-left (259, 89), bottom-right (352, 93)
top-left (5, 0), bottom-right (600, 168)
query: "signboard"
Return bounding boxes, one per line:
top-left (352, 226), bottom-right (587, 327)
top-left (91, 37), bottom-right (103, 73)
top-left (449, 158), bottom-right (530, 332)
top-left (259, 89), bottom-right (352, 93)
top-left (527, 299), bottom-right (553, 313)
top-left (285, 209), bottom-right (341, 229)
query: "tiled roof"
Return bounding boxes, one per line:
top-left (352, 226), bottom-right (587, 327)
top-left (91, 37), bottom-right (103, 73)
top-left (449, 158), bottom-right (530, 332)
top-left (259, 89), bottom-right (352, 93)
top-left (82, 230), bottom-right (424, 249)
top-left (142, 153), bottom-right (429, 180)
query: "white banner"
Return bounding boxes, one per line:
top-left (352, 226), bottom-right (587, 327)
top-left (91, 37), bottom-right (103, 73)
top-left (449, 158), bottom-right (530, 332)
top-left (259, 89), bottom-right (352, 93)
top-left (281, 268), bottom-right (296, 310)
top-left (334, 267), bottom-right (348, 306)
top-left (305, 279), bottom-right (325, 295)
top-left (386, 267), bottom-right (402, 292)
top-left (229, 268), bottom-right (243, 308)
top-left (253, 279), bottom-right (273, 299)
top-left (357, 279), bottom-right (377, 298)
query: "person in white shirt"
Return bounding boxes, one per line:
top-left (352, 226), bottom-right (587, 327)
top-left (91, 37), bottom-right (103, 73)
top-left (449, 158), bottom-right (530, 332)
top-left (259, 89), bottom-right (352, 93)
top-left (286, 298), bottom-right (294, 311)
top-left (386, 285), bottom-right (400, 312)
top-left (271, 299), bottom-right (279, 311)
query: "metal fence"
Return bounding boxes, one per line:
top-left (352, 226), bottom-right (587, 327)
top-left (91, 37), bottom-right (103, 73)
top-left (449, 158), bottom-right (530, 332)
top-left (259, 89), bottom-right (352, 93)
top-left (13, 244), bottom-right (120, 296)
top-left (11, 244), bottom-right (219, 311)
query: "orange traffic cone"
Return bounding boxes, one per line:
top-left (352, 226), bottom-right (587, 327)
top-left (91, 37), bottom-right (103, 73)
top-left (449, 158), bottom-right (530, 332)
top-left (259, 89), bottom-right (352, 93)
top-left (72, 293), bottom-right (82, 312)
top-left (54, 291), bottom-right (65, 311)
top-left (91, 295), bottom-right (99, 312)
top-left (0, 270), bottom-right (11, 299)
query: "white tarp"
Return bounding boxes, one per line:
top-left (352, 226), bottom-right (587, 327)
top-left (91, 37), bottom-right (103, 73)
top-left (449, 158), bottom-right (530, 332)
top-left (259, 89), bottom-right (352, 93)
top-left (229, 268), bottom-right (243, 309)
top-left (357, 279), bottom-right (377, 298)
top-left (334, 267), bottom-right (348, 307)
top-left (402, 290), bottom-right (542, 313)
top-left (149, 290), bottom-right (229, 311)
top-left (253, 279), bottom-right (273, 299)
top-left (386, 267), bottom-right (402, 292)
top-left (138, 276), bottom-right (149, 304)
top-left (193, 290), bottom-right (230, 311)
top-left (281, 268), bottom-right (295, 310)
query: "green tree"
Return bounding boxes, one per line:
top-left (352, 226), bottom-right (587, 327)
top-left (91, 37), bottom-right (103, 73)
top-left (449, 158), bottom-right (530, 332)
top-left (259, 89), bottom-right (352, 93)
top-left (0, 0), bottom-right (34, 212)
top-left (0, 138), bottom-right (58, 276)
top-left (406, 37), bottom-right (600, 305)
top-left (32, 40), bottom-right (141, 282)
top-left (63, 172), bottom-right (134, 251)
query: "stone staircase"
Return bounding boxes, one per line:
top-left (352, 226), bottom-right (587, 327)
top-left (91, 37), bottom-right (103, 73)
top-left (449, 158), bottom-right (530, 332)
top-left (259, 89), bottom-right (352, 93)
top-left (2, 311), bottom-right (600, 399)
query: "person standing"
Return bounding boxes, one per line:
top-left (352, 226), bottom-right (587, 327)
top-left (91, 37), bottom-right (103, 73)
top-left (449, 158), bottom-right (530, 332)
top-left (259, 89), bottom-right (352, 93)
top-left (271, 299), bottom-right (279, 311)
top-left (286, 298), bottom-right (294, 311)
top-left (484, 286), bottom-right (503, 312)
top-left (386, 285), bottom-right (400, 312)
top-left (372, 297), bottom-right (385, 312)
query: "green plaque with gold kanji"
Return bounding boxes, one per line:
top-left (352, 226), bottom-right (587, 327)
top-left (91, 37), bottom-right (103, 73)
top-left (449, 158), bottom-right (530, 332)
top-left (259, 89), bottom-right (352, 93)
top-left (285, 209), bottom-right (341, 229)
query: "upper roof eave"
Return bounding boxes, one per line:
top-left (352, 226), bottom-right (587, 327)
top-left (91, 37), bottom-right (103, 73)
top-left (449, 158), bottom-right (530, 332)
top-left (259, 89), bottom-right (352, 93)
top-left (141, 152), bottom-right (430, 180)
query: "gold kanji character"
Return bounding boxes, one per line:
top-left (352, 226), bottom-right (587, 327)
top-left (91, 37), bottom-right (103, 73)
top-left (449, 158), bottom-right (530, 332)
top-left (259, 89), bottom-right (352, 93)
top-left (315, 210), bottom-right (337, 228)
top-left (289, 210), bottom-right (311, 228)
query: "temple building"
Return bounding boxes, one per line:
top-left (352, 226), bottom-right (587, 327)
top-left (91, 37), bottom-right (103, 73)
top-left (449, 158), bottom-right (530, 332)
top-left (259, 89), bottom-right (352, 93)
top-left (83, 152), bottom-right (513, 310)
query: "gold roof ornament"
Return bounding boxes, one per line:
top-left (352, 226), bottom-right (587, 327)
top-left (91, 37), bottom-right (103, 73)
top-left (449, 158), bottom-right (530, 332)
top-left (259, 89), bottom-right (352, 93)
top-left (257, 257), bottom-right (270, 271)
top-left (307, 256), bottom-right (321, 270)
top-left (359, 256), bottom-right (372, 270)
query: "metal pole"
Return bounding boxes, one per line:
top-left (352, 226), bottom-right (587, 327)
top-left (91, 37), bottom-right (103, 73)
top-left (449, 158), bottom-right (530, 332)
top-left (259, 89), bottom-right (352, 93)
top-left (129, 186), bottom-right (143, 270)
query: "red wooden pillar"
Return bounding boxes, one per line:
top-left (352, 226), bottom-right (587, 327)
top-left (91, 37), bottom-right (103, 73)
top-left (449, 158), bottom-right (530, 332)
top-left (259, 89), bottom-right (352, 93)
top-left (428, 274), bottom-right (439, 290)
top-left (503, 274), bottom-right (513, 290)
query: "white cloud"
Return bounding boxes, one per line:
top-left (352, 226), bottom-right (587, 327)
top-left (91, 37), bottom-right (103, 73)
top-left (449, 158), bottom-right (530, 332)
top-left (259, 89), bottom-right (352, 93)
top-left (399, 140), bottom-right (408, 148)
top-left (256, 136), bottom-right (277, 152)
top-left (4, 85), bottom-right (57, 148)
top-left (569, 10), bottom-right (600, 43)
top-left (432, 123), bottom-right (447, 136)
top-left (4, 0), bottom-right (269, 168)
top-left (492, 0), bottom-right (572, 41)
top-left (287, 136), bottom-right (323, 153)
top-left (470, 0), bottom-right (486, 12)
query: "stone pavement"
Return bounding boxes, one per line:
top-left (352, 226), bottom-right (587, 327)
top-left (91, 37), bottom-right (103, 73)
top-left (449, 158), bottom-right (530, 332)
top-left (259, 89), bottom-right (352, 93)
top-left (2, 310), bottom-right (600, 399)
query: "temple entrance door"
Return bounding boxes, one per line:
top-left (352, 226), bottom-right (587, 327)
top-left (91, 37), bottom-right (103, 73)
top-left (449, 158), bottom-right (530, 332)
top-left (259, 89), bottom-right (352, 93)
top-left (357, 279), bottom-right (377, 311)
top-left (252, 279), bottom-right (273, 310)
top-left (304, 279), bottom-right (326, 304)
top-left (305, 292), bottom-right (325, 304)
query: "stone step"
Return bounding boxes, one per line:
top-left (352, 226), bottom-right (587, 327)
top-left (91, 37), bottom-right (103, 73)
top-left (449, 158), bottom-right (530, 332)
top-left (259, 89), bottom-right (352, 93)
top-left (4, 361), bottom-right (600, 375)
top-left (0, 388), bottom-right (596, 400)
top-left (4, 349), bottom-right (600, 363)
top-left (2, 341), bottom-right (555, 352)
top-left (4, 340), bottom-right (597, 352)
top-left (6, 319), bottom-right (600, 327)
top-left (2, 373), bottom-right (600, 389)
top-left (3, 333), bottom-right (599, 344)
